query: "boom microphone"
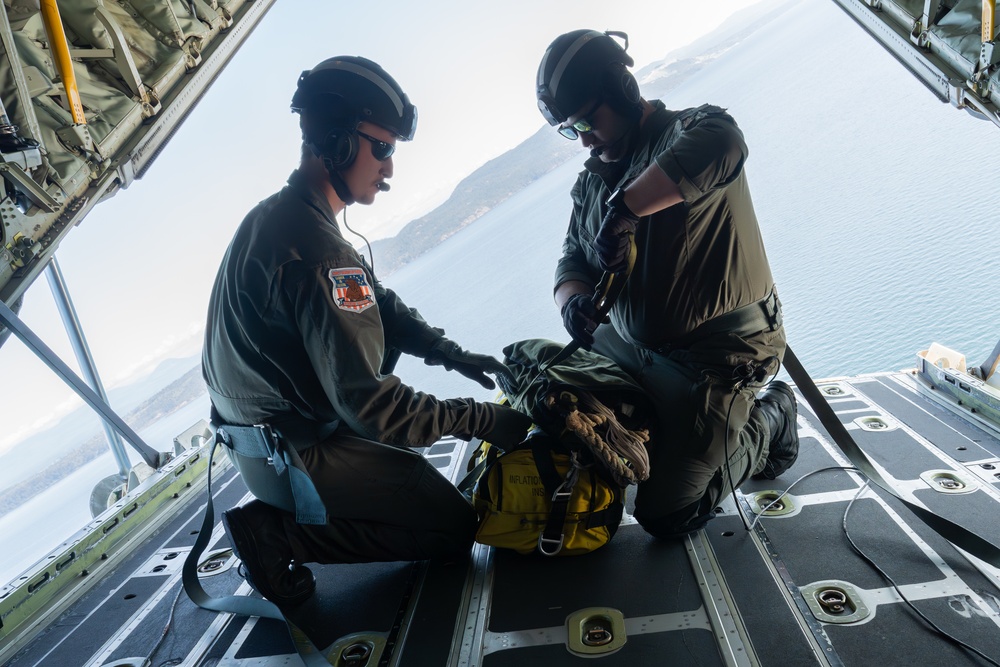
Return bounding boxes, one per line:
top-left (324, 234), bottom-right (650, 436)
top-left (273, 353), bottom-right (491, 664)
top-left (376, 182), bottom-right (390, 192)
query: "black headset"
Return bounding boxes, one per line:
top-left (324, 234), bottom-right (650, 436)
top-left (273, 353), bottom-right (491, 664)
top-left (302, 92), bottom-right (361, 171)
top-left (604, 61), bottom-right (641, 113)
top-left (315, 125), bottom-right (359, 171)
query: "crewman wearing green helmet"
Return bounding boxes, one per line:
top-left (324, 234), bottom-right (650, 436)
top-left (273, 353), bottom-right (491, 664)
top-left (537, 30), bottom-right (799, 537)
top-left (203, 57), bottom-right (530, 606)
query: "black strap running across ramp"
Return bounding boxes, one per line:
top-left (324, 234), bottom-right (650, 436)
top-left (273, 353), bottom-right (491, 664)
top-left (784, 345), bottom-right (1000, 569)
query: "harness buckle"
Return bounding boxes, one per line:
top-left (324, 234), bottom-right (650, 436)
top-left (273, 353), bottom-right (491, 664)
top-left (552, 484), bottom-right (574, 503)
top-left (538, 533), bottom-right (565, 556)
top-left (763, 289), bottom-right (783, 330)
top-left (253, 423), bottom-right (285, 474)
top-left (734, 363), bottom-right (757, 382)
top-left (551, 454), bottom-right (581, 502)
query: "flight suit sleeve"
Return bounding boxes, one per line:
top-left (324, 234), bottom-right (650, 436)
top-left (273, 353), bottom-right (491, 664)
top-left (288, 260), bottom-right (498, 447)
top-left (654, 105), bottom-right (748, 204)
top-left (554, 175), bottom-right (602, 294)
top-left (370, 273), bottom-right (445, 359)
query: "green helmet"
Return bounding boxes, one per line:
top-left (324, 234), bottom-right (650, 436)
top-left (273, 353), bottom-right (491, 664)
top-left (291, 56), bottom-right (417, 141)
top-left (536, 30), bottom-right (639, 126)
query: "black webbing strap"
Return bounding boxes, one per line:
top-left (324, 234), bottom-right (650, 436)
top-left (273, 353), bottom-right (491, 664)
top-left (181, 438), bottom-right (331, 666)
top-left (583, 471), bottom-right (624, 529)
top-left (783, 345), bottom-right (1000, 568)
top-left (458, 441), bottom-right (498, 499)
top-left (534, 441), bottom-right (578, 556)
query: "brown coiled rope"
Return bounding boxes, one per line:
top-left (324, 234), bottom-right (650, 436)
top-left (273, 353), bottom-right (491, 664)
top-left (547, 390), bottom-right (650, 486)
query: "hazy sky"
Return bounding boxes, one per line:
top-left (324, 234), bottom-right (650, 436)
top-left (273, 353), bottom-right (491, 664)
top-left (0, 1), bottom-right (765, 453)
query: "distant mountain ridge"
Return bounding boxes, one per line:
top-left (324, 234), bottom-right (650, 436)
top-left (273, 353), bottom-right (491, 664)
top-left (370, 128), bottom-right (580, 275)
top-left (0, 365), bottom-right (206, 518)
top-left (370, 1), bottom-right (795, 276)
top-left (0, 352), bottom-right (202, 489)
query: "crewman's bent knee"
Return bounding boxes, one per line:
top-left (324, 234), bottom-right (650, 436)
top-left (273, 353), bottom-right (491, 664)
top-left (635, 500), bottom-right (716, 539)
top-left (416, 514), bottom-right (478, 560)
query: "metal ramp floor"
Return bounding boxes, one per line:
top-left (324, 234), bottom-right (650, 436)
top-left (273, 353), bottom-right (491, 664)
top-left (6, 371), bottom-right (1000, 666)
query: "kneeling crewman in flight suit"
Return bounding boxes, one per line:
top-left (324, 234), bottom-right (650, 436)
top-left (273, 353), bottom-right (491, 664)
top-left (536, 30), bottom-right (800, 537)
top-left (202, 56), bottom-right (530, 606)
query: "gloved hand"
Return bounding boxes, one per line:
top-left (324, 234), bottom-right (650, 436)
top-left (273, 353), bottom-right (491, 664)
top-left (592, 205), bottom-right (639, 273)
top-left (494, 370), bottom-right (520, 401)
top-left (560, 292), bottom-right (608, 350)
top-left (425, 339), bottom-right (514, 390)
top-left (477, 404), bottom-right (532, 449)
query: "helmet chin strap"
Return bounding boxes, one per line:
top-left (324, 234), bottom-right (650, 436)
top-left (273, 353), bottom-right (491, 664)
top-left (323, 158), bottom-right (355, 206)
top-left (306, 141), bottom-right (356, 205)
top-left (590, 116), bottom-right (641, 161)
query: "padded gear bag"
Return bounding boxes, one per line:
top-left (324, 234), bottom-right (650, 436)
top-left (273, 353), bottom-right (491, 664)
top-left (471, 432), bottom-right (624, 556)
top-left (462, 338), bottom-right (653, 556)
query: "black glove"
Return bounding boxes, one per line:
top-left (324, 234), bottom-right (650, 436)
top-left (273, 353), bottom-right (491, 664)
top-left (425, 339), bottom-right (514, 390)
top-left (494, 369), bottom-right (520, 401)
top-left (593, 205), bottom-right (640, 273)
top-left (560, 292), bottom-right (608, 351)
top-left (477, 404), bottom-right (532, 449)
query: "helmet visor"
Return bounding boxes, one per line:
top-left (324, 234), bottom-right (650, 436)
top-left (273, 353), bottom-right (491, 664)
top-left (397, 102), bottom-right (417, 142)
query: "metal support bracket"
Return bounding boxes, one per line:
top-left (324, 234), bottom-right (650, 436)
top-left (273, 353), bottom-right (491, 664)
top-left (55, 123), bottom-right (97, 155)
top-left (978, 338), bottom-right (1000, 381)
top-left (0, 162), bottom-right (60, 211)
top-left (0, 297), bottom-right (168, 469)
top-left (921, 0), bottom-right (943, 31)
top-left (0, 5), bottom-right (45, 146)
top-left (981, 40), bottom-right (1000, 71)
top-left (96, 5), bottom-right (158, 114)
top-left (4, 232), bottom-right (40, 270)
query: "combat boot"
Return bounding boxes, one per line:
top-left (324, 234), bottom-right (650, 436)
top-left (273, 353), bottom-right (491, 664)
top-left (752, 380), bottom-right (799, 480)
top-left (222, 500), bottom-right (316, 606)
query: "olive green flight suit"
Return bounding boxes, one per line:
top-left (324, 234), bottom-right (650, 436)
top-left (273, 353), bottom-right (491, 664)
top-left (203, 170), bottom-right (504, 562)
top-left (555, 102), bottom-right (786, 535)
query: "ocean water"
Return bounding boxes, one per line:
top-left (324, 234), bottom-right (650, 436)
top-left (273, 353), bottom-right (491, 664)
top-left (389, 0), bottom-right (1000, 403)
top-left (3, 0), bottom-right (999, 585)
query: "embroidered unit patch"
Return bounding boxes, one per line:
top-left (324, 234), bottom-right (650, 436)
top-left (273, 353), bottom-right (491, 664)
top-left (328, 268), bottom-right (375, 313)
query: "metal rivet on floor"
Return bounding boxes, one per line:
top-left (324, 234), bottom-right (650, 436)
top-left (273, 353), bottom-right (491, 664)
top-left (819, 383), bottom-right (851, 397)
top-left (323, 633), bottom-right (386, 666)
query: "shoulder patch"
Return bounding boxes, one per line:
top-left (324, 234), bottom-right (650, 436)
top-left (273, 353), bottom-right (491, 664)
top-left (328, 268), bottom-right (376, 313)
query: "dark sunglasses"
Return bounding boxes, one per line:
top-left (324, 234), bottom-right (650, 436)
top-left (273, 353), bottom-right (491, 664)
top-left (558, 100), bottom-right (602, 140)
top-left (356, 130), bottom-right (395, 160)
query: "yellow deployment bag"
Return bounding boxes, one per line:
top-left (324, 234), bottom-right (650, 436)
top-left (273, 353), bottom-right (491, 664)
top-left (470, 433), bottom-right (625, 556)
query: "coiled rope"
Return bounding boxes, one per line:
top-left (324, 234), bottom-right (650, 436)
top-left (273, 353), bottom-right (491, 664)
top-left (547, 389), bottom-right (650, 486)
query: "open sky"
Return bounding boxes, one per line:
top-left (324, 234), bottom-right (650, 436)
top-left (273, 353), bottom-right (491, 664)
top-left (0, 1), bottom-right (765, 454)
